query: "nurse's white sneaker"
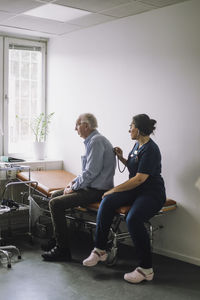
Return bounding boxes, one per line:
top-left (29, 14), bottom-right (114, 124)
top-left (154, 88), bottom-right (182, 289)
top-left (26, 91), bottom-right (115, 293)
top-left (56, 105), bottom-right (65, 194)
top-left (83, 249), bottom-right (108, 267)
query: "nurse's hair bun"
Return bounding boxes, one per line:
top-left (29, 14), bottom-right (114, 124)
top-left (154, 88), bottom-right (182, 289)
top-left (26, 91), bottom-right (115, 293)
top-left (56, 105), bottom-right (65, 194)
top-left (132, 114), bottom-right (157, 136)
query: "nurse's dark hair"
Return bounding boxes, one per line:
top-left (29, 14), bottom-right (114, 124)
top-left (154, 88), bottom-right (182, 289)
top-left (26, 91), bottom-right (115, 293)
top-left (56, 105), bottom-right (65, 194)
top-left (132, 114), bottom-right (156, 136)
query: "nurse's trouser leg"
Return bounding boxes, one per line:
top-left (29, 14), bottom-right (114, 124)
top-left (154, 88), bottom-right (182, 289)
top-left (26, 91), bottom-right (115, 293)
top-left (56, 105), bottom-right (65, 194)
top-left (126, 194), bottom-right (163, 268)
top-left (95, 192), bottom-right (163, 268)
top-left (95, 192), bottom-right (132, 250)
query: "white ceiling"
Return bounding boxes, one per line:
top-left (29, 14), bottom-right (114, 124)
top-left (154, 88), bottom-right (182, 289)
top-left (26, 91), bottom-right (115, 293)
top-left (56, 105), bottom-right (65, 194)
top-left (0, 0), bottom-right (191, 39)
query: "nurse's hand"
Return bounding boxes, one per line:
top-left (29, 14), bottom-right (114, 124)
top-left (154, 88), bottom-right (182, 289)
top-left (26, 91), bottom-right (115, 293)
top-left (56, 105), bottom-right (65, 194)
top-left (114, 147), bottom-right (123, 159)
top-left (102, 189), bottom-right (115, 198)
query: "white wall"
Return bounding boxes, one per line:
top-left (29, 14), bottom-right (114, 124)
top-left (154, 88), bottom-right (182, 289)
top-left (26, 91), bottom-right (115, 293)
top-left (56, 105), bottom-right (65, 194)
top-left (47, 0), bottom-right (200, 266)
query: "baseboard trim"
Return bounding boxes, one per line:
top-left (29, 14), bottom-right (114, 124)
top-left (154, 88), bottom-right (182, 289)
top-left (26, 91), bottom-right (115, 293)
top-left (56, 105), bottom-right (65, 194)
top-left (153, 247), bottom-right (200, 266)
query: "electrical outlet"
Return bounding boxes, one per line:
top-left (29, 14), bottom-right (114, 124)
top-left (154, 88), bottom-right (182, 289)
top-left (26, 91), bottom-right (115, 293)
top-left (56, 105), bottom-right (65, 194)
top-left (195, 177), bottom-right (200, 191)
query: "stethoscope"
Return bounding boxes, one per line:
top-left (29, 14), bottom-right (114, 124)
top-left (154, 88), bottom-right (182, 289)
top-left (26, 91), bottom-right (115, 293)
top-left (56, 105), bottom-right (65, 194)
top-left (117, 147), bottom-right (139, 173)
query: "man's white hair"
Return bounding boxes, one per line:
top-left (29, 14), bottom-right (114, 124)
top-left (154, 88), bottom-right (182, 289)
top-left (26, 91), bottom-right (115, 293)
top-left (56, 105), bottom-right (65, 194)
top-left (80, 113), bottom-right (98, 129)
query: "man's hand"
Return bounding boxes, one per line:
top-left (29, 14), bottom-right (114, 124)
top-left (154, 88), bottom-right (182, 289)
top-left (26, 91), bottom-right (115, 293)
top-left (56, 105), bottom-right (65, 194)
top-left (63, 187), bottom-right (74, 195)
top-left (63, 182), bottom-right (74, 195)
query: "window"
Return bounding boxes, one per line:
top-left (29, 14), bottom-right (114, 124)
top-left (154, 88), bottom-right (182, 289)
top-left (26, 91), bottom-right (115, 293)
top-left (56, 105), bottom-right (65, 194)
top-left (2, 37), bottom-right (46, 157)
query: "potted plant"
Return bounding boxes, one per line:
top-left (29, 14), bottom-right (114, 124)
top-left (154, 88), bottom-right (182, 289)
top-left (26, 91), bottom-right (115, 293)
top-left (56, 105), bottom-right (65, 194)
top-left (31, 112), bottom-right (54, 160)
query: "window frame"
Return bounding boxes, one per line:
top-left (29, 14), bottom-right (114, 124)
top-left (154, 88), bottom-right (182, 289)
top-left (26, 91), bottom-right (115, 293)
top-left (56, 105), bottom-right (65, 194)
top-left (3, 37), bottom-right (46, 157)
top-left (0, 37), bottom-right (3, 156)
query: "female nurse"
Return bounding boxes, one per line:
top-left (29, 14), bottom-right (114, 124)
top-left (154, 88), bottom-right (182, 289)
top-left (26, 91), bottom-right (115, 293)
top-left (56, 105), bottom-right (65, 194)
top-left (83, 113), bottom-right (166, 284)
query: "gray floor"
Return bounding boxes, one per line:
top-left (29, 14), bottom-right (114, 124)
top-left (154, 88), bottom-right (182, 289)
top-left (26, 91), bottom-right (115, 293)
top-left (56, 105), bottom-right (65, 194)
top-left (0, 231), bottom-right (200, 300)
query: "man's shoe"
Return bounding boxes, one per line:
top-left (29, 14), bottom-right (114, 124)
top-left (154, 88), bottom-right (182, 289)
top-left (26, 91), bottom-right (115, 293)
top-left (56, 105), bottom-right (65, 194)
top-left (41, 246), bottom-right (71, 262)
top-left (41, 237), bottom-right (56, 251)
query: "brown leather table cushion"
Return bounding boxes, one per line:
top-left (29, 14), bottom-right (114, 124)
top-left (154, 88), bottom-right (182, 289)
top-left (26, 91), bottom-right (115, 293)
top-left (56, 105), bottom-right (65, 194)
top-left (17, 170), bottom-right (76, 197)
top-left (17, 169), bottom-right (176, 215)
top-left (86, 199), bottom-right (177, 215)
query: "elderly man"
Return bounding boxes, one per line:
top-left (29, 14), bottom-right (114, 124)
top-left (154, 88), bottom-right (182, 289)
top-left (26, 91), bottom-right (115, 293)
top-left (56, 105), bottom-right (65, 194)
top-left (42, 113), bottom-right (116, 262)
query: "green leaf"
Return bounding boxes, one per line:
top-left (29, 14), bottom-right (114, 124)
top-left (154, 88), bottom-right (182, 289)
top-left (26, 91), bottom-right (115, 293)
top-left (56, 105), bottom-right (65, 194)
top-left (31, 112), bottom-right (55, 142)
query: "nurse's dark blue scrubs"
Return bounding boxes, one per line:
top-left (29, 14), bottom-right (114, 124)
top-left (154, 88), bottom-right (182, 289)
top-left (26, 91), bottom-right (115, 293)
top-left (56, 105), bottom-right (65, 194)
top-left (95, 139), bottom-right (166, 268)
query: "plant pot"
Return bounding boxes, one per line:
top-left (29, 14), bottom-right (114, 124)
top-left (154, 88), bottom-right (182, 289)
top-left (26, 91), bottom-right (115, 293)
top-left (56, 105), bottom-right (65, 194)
top-left (33, 141), bottom-right (46, 160)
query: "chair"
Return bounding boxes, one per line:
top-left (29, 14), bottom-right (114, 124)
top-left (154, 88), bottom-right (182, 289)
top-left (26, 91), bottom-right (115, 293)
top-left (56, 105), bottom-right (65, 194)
top-left (0, 206), bottom-right (22, 268)
top-left (0, 245), bottom-right (21, 268)
top-left (0, 180), bottom-right (37, 268)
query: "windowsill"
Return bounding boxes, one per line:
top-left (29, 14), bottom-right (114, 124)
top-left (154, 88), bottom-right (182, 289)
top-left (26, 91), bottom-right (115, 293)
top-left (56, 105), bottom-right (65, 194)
top-left (6, 159), bottom-right (63, 171)
top-left (10, 158), bottom-right (62, 163)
